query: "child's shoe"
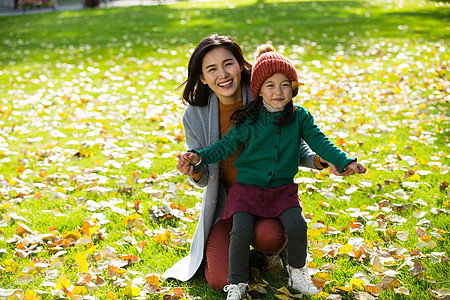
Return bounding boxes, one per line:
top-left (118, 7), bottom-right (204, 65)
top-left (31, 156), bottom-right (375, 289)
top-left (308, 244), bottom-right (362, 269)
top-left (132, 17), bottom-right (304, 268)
top-left (286, 265), bottom-right (320, 295)
top-left (223, 283), bottom-right (248, 300)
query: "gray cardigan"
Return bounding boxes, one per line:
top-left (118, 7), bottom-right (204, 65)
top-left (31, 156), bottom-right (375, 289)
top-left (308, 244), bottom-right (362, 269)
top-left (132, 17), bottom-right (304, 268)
top-left (162, 84), bottom-right (318, 282)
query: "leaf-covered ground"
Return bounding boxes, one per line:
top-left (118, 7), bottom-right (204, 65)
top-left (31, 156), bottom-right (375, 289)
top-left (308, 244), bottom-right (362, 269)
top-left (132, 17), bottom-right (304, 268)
top-left (0, 0), bottom-right (449, 299)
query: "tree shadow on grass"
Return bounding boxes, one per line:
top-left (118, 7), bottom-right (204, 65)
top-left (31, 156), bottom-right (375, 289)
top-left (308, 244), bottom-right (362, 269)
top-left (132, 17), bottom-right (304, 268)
top-left (1, 0), bottom-right (448, 66)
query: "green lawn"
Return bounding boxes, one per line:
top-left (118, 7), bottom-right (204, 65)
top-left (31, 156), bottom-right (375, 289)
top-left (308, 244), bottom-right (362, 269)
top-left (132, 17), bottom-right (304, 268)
top-left (0, 0), bottom-right (449, 299)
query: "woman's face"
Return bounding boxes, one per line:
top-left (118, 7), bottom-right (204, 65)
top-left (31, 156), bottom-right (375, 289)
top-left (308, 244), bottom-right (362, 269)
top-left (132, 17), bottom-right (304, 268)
top-left (200, 47), bottom-right (243, 104)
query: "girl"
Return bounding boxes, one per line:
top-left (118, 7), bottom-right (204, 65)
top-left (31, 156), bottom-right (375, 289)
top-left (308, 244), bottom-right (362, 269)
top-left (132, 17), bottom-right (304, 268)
top-left (178, 44), bottom-right (366, 299)
top-left (162, 34), bottom-right (355, 292)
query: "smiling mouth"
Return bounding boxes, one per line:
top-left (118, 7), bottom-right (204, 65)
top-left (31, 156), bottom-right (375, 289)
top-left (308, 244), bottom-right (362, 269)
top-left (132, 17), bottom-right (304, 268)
top-left (218, 80), bottom-right (233, 87)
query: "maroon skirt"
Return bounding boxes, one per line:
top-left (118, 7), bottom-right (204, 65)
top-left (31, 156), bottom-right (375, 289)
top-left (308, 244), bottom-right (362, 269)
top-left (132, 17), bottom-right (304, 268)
top-left (220, 182), bottom-right (302, 220)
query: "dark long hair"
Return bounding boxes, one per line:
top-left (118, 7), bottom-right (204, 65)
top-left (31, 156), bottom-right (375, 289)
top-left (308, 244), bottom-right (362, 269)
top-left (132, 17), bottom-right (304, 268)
top-left (181, 34), bottom-right (252, 107)
top-left (231, 96), bottom-right (296, 128)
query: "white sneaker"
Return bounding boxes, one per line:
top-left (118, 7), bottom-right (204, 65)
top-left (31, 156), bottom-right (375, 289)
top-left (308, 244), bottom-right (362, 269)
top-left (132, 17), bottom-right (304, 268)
top-left (223, 283), bottom-right (248, 300)
top-left (287, 265), bottom-right (321, 295)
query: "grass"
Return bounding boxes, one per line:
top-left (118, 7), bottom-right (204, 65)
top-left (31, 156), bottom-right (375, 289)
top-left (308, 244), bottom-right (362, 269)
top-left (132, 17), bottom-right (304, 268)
top-left (0, 0), bottom-right (449, 299)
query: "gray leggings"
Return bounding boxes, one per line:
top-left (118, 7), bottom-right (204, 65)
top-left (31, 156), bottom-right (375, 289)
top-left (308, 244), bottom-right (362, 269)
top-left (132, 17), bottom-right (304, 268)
top-left (228, 206), bottom-right (308, 284)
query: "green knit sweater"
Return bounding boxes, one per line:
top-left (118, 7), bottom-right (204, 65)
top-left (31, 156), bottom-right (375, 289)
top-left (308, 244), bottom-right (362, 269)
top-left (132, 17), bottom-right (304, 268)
top-left (197, 105), bottom-right (355, 190)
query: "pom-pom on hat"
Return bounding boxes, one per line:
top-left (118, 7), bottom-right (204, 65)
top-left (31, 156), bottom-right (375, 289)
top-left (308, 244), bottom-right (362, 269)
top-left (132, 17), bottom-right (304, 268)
top-left (251, 44), bottom-right (299, 100)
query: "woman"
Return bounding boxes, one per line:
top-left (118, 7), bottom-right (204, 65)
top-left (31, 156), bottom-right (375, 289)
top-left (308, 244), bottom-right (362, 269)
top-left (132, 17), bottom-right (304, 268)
top-left (162, 34), bottom-right (350, 291)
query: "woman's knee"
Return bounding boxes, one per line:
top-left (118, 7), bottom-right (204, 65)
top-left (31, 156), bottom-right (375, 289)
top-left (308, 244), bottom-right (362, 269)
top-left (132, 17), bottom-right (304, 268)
top-left (204, 219), bottom-right (232, 290)
top-left (252, 218), bottom-right (287, 255)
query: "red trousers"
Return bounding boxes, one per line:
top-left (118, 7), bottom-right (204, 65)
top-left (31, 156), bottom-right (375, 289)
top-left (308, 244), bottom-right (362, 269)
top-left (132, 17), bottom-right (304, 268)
top-left (204, 217), bottom-right (287, 290)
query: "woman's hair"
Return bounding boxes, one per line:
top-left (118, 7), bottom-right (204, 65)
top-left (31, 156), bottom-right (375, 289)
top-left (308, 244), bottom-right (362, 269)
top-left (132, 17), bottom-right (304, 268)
top-left (231, 44), bottom-right (297, 128)
top-left (181, 34), bottom-right (252, 107)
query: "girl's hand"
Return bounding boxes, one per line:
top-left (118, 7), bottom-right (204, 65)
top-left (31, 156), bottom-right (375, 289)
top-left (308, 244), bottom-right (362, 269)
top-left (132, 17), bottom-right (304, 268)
top-left (343, 162), bottom-right (366, 174)
top-left (176, 152), bottom-right (201, 176)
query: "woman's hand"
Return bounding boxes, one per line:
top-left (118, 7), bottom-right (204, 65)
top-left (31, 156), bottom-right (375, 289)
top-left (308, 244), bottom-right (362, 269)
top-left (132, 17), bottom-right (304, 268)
top-left (344, 162), bottom-right (366, 174)
top-left (176, 152), bottom-right (201, 176)
top-left (320, 158), bottom-right (355, 176)
top-left (176, 154), bottom-right (195, 176)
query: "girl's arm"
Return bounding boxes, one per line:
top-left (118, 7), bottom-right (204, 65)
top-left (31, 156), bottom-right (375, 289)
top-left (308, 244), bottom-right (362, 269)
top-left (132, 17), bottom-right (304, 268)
top-left (299, 108), bottom-right (356, 173)
top-left (197, 124), bottom-right (247, 166)
top-left (299, 140), bottom-right (350, 176)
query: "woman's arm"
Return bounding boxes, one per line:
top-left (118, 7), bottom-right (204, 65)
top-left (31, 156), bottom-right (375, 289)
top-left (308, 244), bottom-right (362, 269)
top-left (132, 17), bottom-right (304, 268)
top-left (180, 108), bottom-right (210, 187)
top-left (298, 139), bottom-right (319, 169)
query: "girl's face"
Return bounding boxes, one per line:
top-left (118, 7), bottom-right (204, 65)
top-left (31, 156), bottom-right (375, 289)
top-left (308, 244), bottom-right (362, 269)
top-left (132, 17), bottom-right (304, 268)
top-left (259, 73), bottom-right (293, 109)
top-left (200, 47), bottom-right (243, 104)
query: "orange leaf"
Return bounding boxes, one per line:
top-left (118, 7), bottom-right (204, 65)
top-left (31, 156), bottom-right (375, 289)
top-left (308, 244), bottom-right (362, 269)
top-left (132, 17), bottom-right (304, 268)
top-left (106, 292), bottom-right (118, 300)
top-left (311, 277), bottom-right (326, 289)
top-left (107, 265), bottom-right (127, 277)
top-left (386, 228), bottom-right (396, 237)
top-left (365, 284), bottom-right (380, 296)
top-left (81, 221), bottom-right (92, 236)
top-left (145, 274), bottom-right (160, 286)
top-left (118, 254), bottom-right (140, 264)
top-left (173, 287), bottom-right (184, 296)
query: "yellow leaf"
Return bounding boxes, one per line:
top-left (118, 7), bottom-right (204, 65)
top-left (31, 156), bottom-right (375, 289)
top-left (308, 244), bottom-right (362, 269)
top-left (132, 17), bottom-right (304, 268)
top-left (409, 174), bottom-right (421, 181)
top-left (339, 244), bottom-right (353, 255)
top-left (24, 290), bottom-right (41, 300)
top-left (276, 286), bottom-right (293, 296)
top-left (71, 286), bottom-right (87, 295)
top-left (56, 275), bottom-right (71, 290)
top-left (124, 283), bottom-right (140, 297)
top-left (309, 228), bottom-right (323, 238)
top-left (86, 245), bottom-right (97, 255)
top-left (444, 200), bottom-right (450, 208)
top-left (316, 271), bottom-right (330, 281)
top-left (333, 286), bottom-right (352, 293)
top-left (317, 291), bottom-right (329, 298)
top-left (75, 251), bottom-right (89, 273)
top-left (274, 294), bottom-right (291, 300)
top-left (350, 278), bottom-right (366, 291)
top-left (362, 172), bottom-right (372, 179)
top-left (311, 247), bottom-right (325, 258)
top-left (63, 231), bottom-right (81, 240)
top-left (2, 259), bottom-right (19, 272)
top-left (315, 173), bottom-right (324, 179)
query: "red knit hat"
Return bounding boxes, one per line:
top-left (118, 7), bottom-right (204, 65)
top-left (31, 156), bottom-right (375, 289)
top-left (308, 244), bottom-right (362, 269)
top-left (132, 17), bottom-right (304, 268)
top-left (251, 45), bottom-right (299, 100)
